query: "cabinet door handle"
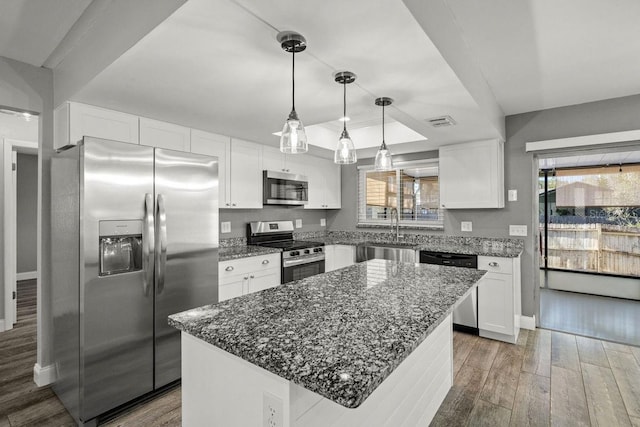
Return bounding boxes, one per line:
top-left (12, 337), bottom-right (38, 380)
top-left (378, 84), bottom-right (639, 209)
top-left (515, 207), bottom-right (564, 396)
top-left (488, 262), bottom-right (499, 267)
top-left (262, 260), bottom-right (269, 265)
top-left (232, 203), bottom-right (236, 207)
top-left (250, 275), bottom-right (254, 279)
top-left (225, 266), bottom-right (234, 271)
top-left (225, 203), bottom-right (230, 206)
top-left (243, 276), bottom-right (248, 280)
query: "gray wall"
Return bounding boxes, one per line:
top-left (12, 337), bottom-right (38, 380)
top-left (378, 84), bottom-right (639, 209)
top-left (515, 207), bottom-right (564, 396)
top-left (0, 56), bottom-right (54, 369)
top-left (17, 153), bottom-right (38, 273)
top-left (329, 93), bottom-right (640, 319)
top-left (221, 206), bottom-right (330, 238)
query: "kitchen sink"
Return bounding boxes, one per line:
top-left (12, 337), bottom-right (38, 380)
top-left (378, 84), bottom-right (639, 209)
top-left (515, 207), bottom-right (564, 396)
top-left (356, 242), bottom-right (418, 263)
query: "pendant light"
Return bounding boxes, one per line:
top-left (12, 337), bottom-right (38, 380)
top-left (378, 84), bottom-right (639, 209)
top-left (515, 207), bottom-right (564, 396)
top-left (277, 31), bottom-right (308, 154)
top-left (333, 71), bottom-right (357, 164)
top-left (374, 97), bottom-right (394, 170)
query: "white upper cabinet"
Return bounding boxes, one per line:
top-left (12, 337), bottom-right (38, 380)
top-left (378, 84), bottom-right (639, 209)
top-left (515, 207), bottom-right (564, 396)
top-left (262, 146), bottom-right (305, 175)
top-left (303, 156), bottom-right (341, 209)
top-left (439, 139), bottom-right (504, 209)
top-left (229, 139), bottom-right (263, 209)
top-left (191, 130), bottom-right (231, 208)
top-left (54, 102), bottom-right (139, 150)
top-left (139, 117), bottom-right (191, 151)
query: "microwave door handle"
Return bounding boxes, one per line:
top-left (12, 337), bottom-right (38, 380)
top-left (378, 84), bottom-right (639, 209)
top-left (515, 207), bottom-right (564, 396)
top-left (143, 193), bottom-right (155, 296)
top-left (156, 194), bottom-right (168, 295)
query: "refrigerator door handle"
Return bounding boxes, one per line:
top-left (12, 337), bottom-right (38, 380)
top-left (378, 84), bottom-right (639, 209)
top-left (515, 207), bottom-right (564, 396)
top-left (156, 193), bottom-right (168, 294)
top-left (143, 193), bottom-right (155, 296)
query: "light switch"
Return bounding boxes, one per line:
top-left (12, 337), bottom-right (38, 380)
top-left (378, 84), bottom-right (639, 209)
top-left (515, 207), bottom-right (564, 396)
top-left (320, 218), bottom-right (326, 227)
top-left (221, 221), bottom-right (231, 233)
top-left (509, 225), bottom-right (527, 236)
top-left (295, 219), bottom-right (302, 228)
top-left (461, 221), bottom-right (472, 232)
top-left (508, 189), bottom-right (518, 201)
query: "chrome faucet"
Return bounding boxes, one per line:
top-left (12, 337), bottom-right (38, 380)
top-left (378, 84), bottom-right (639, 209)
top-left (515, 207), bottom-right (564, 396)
top-left (390, 207), bottom-right (402, 241)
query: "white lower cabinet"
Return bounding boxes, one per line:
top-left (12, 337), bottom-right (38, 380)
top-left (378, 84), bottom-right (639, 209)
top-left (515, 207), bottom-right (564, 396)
top-left (324, 245), bottom-right (356, 272)
top-left (218, 253), bottom-right (281, 301)
top-left (477, 254), bottom-right (522, 344)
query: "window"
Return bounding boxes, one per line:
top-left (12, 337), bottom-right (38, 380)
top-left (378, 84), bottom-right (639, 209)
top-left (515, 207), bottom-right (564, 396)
top-left (358, 161), bottom-right (442, 228)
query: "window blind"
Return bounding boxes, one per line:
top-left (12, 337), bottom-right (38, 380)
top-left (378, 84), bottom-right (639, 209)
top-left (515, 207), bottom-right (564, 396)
top-left (357, 162), bottom-right (443, 227)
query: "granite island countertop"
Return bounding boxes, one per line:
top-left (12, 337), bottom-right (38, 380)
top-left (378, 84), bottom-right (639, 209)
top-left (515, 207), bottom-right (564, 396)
top-left (218, 245), bottom-right (281, 261)
top-left (169, 259), bottom-right (486, 408)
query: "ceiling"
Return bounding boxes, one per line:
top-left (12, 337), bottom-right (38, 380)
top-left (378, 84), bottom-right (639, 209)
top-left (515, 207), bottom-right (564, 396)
top-left (2, 0), bottom-right (640, 158)
top-left (446, 0), bottom-right (640, 115)
top-left (72, 0), bottom-right (494, 157)
top-left (0, 0), bottom-right (91, 67)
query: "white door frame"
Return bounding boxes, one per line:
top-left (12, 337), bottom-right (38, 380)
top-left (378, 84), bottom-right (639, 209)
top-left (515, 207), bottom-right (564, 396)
top-left (3, 138), bottom-right (38, 331)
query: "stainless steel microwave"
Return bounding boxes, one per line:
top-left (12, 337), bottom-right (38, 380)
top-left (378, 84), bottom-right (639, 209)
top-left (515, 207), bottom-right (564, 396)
top-left (263, 170), bottom-right (308, 206)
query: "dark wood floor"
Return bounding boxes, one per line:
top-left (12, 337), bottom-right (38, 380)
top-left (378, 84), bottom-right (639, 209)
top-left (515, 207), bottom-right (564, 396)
top-left (2, 280), bottom-right (639, 426)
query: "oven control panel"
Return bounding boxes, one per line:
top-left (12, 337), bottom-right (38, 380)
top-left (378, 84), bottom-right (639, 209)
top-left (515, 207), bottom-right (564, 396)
top-left (283, 246), bottom-right (324, 260)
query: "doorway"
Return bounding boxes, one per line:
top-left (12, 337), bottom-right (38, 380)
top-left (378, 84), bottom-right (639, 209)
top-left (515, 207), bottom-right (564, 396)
top-left (1, 108), bottom-right (39, 332)
top-left (537, 150), bottom-right (640, 346)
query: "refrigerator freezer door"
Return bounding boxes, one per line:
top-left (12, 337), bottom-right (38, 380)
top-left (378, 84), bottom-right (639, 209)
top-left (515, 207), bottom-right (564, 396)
top-left (81, 138), bottom-right (155, 420)
top-left (154, 148), bottom-right (218, 387)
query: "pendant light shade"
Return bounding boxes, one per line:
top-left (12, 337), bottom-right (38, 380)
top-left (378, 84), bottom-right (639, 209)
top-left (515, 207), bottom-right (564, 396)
top-left (334, 71), bottom-right (357, 164)
top-left (374, 97), bottom-right (394, 170)
top-left (277, 31), bottom-right (308, 154)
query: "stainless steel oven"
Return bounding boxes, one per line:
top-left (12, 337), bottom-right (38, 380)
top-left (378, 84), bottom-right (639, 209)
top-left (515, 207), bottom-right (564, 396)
top-left (282, 249), bottom-right (325, 283)
top-left (247, 221), bottom-right (324, 284)
top-left (263, 170), bottom-right (308, 206)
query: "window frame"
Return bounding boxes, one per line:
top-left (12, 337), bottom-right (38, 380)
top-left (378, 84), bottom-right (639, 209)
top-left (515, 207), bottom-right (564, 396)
top-left (357, 160), bottom-right (443, 230)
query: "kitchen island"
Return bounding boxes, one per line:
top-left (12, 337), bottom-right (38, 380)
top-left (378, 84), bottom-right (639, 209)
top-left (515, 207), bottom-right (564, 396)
top-left (169, 259), bottom-right (486, 426)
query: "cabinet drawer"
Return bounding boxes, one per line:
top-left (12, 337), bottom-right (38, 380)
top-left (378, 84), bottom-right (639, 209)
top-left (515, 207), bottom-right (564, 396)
top-left (219, 253), bottom-right (280, 279)
top-left (478, 256), bottom-right (512, 274)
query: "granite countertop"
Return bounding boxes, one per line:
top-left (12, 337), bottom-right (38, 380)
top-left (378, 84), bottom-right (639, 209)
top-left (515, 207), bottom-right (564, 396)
top-left (298, 237), bottom-right (522, 258)
top-left (219, 245), bottom-right (281, 261)
top-left (169, 259), bottom-right (486, 408)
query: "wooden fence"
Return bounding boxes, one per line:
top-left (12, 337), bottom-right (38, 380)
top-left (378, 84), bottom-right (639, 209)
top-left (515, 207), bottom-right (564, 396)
top-left (541, 224), bottom-right (640, 277)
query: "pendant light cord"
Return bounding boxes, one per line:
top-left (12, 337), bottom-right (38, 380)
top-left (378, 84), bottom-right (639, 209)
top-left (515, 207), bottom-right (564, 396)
top-left (343, 81), bottom-right (347, 132)
top-left (291, 47), bottom-right (296, 112)
top-left (382, 103), bottom-right (385, 144)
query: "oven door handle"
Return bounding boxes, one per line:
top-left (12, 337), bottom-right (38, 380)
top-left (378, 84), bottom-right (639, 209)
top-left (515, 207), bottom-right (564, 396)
top-left (282, 255), bottom-right (325, 268)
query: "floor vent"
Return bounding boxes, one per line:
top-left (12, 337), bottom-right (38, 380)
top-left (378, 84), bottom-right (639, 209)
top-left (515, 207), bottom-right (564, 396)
top-left (426, 115), bottom-right (456, 128)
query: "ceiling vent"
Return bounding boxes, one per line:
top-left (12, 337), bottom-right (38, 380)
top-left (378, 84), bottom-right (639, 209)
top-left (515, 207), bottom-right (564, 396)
top-left (426, 115), bottom-right (456, 128)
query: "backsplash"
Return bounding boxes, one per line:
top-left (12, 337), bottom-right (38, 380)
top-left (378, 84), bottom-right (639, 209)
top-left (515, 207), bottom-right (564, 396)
top-left (222, 230), bottom-right (525, 252)
top-left (326, 230), bottom-right (524, 251)
top-left (220, 237), bottom-right (246, 248)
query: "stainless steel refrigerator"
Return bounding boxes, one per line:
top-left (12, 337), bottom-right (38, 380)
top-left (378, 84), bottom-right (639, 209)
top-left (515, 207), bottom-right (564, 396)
top-left (52, 137), bottom-right (218, 425)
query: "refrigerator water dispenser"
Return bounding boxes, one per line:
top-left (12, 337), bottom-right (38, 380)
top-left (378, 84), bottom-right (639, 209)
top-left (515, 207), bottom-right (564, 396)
top-left (99, 220), bottom-right (143, 276)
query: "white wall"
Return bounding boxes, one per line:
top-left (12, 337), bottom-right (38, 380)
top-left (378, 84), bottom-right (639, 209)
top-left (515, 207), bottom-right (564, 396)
top-left (0, 56), bottom-right (54, 369)
top-left (17, 153), bottom-right (38, 273)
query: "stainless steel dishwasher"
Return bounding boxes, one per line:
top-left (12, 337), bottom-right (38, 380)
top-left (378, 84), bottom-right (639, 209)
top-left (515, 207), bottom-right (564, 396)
top-left (419, 251), bottom-right (479, 334)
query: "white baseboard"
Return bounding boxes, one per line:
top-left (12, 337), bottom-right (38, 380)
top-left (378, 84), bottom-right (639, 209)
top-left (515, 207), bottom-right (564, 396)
top-left (17, 271), bottom-right (37, 281)
top-left (520, 315), bottom-right (536, 330)
top-left (34, 363), bottom-right (56, 387)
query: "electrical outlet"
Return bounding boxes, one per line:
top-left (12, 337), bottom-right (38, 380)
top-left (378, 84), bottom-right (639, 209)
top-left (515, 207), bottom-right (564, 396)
top-left (220, 221), bottom-right (231, 233)
top-left (320, 218), bottom-right (326, 227)
top-left (461, 221), bottom-right (472, 232)
top-left (509, 225), bottom-right (527, 236)
top-left (295, 219), bottom-right (302, 228)
top-left (263, 392), bottom-right (283, 427)
top-left (508, 189), bottom-right (518, 201)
